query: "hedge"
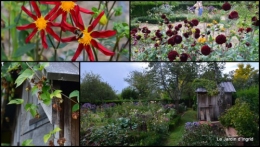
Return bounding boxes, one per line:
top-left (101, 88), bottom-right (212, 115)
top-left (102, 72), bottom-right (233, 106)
top-left (131, 2), bottom-right (223, 18)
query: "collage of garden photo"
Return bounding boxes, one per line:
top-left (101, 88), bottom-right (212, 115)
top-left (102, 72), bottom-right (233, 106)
top-left (1, 1), bottom-right (259, 146)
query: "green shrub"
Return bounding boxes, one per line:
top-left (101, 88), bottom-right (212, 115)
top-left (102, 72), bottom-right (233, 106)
top-left (219, 99), bottom-right (259, 138)
top-left (236, 85), bottom-right (259, 115)
top-left (169, 115), bottom-right (181, 131)
top-left (178, 123), bottom-right (234, 146)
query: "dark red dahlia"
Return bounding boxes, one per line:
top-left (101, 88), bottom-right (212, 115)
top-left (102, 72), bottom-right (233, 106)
top-left (175, 26), bottom-right (179, 31)
top-left (194, 33), bottom-right (200, 39)
top-left (238, 28), bottom-right (244, 32)
top-left (183, 32), bottom-right (189, 38)
top-left (188, 21), bottom-right (194, 27)
top-left (245, 42), bottom-right (250, 46)
top-left (180, 53), bottom-right (190, 61)
top-left (191, 19), bottom-right (199, 26)
top-left (246, 27), bottom-right (252, 33)
top-left (173, 35), bottom-right (182, 44)
top-left (229, 11), bottom-right (239, 19)
top-left (172, 30), bottom-right (178, 35)
top-left (252, 20), bottom-right (259, 26)
top-left (252, 16), bottom-right (257, 22)
top-left (201, 45), bottom-right (211, 55)
top-left (168, 50), bottom-right (179, 61)
top-left (168, 37), bottom-right (175, 46)
top-left (184, 19), bottom-right (188, 23)
top-left (222, 2), bottom-right (231, 11)
top-left (168, 24), bottom-right (173, 29)
top-left (166, 30), bottom-right (173, 37)
top-left (195, 28), bottom-right (200, 34)
top-left (215, 34), bottom-right (227, 44)
top-left (151, 36), bottom-right (156, 41)
top-left (136, 35), bottom-right (141, 40)
top-left (161, 14), bottom-right (166, 19)
top-left (156, 32), bottom-right (163, 38)
top-left (226, 43), bottom-right (232, 48)
top-left (154, 43), bottom-right (159, 48)
top-left (178, 24), bottom-right (182, 28)
top-left (164, 18), bottom-right (169, 24)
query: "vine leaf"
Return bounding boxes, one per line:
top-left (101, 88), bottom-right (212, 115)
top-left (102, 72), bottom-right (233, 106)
top-left (43, 133), bottom-right (51, 143)
top-left (50, 127), bottom-right (61, 134)
top-left (25, 103), bottom-right (38, 117)
top-left (31, 85), bottom-right (38, 96)
top-left (39, 63), bottom-right (49, 71)
top-left (72, 103), bottom-right (79, 112)
top-left (50, 90), bottom-right (62, 99)
top-left (69, 90), bottom-right (79, 102)
top-left (15, 69), bottom-right (34, 88)
top-left (21, 139), bottom-right (34, 146)
top-left (8, 99), bottom-right (24, 105)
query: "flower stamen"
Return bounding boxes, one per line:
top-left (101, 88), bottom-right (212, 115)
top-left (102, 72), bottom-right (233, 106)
top-left (78, 29), bottom-right (92, 46)
top-left (60, 1), bottom-right (76, 12)
top-left (34, 16), bottom-right (48, 31)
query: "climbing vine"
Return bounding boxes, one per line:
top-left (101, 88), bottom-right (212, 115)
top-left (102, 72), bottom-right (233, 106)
top-left (192, 78), bottom-right (219, 96)
top-left (1, 62), bottom-right (79, 146)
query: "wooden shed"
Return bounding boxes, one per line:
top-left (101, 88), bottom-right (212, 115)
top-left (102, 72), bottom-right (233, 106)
top-left (195, 82), bottom-right (236, 121)
top-left (1, 62), bottom-right (79, 146)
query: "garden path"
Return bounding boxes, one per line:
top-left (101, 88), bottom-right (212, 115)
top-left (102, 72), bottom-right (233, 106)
top-left (164, 109), bottom-right (197, 146)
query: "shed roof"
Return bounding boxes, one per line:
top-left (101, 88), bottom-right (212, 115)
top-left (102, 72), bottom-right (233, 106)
top-left (43, 62), bottom-right (79, 82)
top-left (195, 82), bottom-right (236, 93)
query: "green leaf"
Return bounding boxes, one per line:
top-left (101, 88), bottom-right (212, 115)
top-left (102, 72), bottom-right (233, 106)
top-left (69, 90), bottom-right (79, 102)
top-left (72, 103), bottom-right (79, 112)
top-left (39, 63), bottom-right (49, 71)
top-left (43, 133), bottom-right (51, 143)
top-left (15, 69), bottom-right (34, 88)
top-left (31, 86), bottom-right (38, 96)
top-left (50, 127), bottom-right (61, 134)
top-left (50, 90), bottom-right (62, 99)
top-left (25, 103), bottom-right (33, 111)
top-left (12, 43), bottom-right (36, 58)
top-left (8, 99), bottom-right (24, 105)
top-left (21, 139), bottom-right (34, 146)
top-left (30, 109), bottom-right (37, 117)
top-left (43, 99), bottom-right (51, 106)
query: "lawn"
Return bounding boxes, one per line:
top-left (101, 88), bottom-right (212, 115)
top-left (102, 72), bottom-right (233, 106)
top-left (164, 109), bottom-right (197, 146)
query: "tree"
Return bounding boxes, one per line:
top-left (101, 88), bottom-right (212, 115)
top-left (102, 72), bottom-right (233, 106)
top-left (147, 62), bottom-right (198, 112)
top-left (233, 63), bottom-right (259, 90)
top-left (121, 86), bottom-right (139, 100)
top-left (80, 72), bottom-right (117, 103)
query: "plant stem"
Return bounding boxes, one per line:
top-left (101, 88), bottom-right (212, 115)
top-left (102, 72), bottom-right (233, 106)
top-left (47, 34), bottom-right (56, 61)
top-left (109, 36), bottom-right (119, 61)
top-left (92, 46), bottom-right (98, 61)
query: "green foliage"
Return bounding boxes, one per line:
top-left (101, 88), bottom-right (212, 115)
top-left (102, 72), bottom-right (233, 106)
top-left (21, 139), bottom-right (34, 146)
top-left (236, 85), bottom-right (259, 115)
top-left (80, 72), bottom-right (117, 103)
top-left (43, 127), bottom-right (61, 143)
top-left (15, 69), bottom-right (34, 88)
top-left (169, 115), bottom-right (181, 131)
top-left (192, 78), bottom-right (218, 96)
top-left (178, 124), bottom-right (234, 146)
top-left (8, 98), bottom-right (24, 105)
top-left (69, 90), bottom-right (79, 102)
top-left (50, 90), bottom-right (62, 99)
top-left (121, 86), bottom-right (139, 100)
top-left (219, 99), bottom-right (259, 138)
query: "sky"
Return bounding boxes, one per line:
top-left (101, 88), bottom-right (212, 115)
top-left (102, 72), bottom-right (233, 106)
top-left (80, 62), bottom-right (259, 93)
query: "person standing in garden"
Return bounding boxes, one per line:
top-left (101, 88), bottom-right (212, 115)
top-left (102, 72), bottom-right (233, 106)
top-left (193, 1), bottom-right (200, 16)
top-left (198, 1), bottom-right (204, 16)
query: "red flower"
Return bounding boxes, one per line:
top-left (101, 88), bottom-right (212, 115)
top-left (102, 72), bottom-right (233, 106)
top-left (168, 50), bottom-right (179, 61)
top-left (252, 16), bottom-right (258, 22)
top-left (173, 35), bottom-right (182, 44)
top-left (161, 14), bottom-right (166, 19)
top-left (226, 43), bottom-right (232, 48)
top-left (154, 43), bottom-right (159, 48)
top-left (180, 53), bottom-right (190, 61)
top-left (61, 11), bottom-right (116, 61)
top-left (191, 19), bottom-right (199, 26)
top-left (168, 24), bottom-right (173, 30)
top-left (184, 19), bottom-right (188, 23)
top-left (195, 28), bottom-right (200, 34)
top-left (194, 33), bottom-right (200, 39)
top-left (168, 37), bottom-right (175, 46)
top-left (252, 20), bottom-right (259, 26)
top-left (246, 27), bottom-right (252, 33)
top-left (178, 24), bottom-right (182, 28)
top-left (201, 45), bottom-right (211, 55)
top-left (183, 32), bottom-right (189, 38)
top-left (16, 1), bottom-right (61, 49)
top-left (238, 28), bottom-right (244, 33)
top-left (229, 11), bottom-right (239, 19)
top-left (40, 1), bottom-right (94, 31)
top-left (222, 2), bottom-right (231, 11)
top-left (245, 42), bottom-right (250, 46)
top-left (166, 30), bottom-right (173, 37)
top-left (215, 34), bottom-right (227, 44)
top-left (175, 26), bottom-right (179, 31)
top-left (136, 35), bottom-right (141, 40)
